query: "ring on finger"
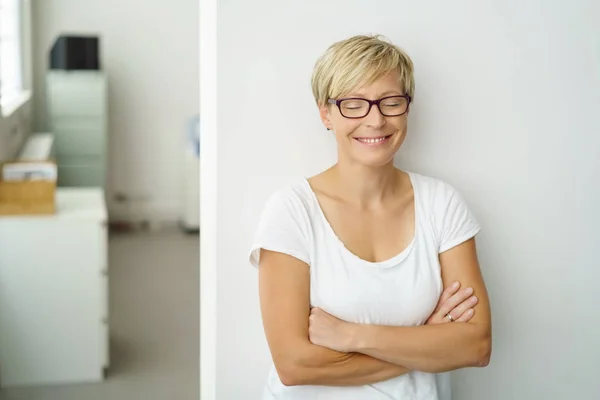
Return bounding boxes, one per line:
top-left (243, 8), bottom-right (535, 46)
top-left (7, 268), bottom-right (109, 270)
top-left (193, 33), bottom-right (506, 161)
top-left (446, 313), bottom-right (454, 322)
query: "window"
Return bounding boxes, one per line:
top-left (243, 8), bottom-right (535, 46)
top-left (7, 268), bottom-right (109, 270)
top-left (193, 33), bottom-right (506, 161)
top-left (0, 0), bottom-right (23, 106)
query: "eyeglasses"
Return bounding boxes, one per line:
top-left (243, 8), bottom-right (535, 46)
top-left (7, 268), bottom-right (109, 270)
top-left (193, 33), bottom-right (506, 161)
top-left (328, 95), bottom-right (412, 119)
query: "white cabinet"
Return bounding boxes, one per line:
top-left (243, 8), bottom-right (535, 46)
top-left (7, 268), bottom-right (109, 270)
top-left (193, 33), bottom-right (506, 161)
top-left (0, 188), bottom-right (109, 387)
top-left (46, 71), bottom-right (107, 188)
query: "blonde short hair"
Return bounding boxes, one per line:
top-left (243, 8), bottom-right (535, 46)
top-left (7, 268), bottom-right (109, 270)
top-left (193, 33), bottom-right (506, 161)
top-left (311, 34), bottom-right (415, 107)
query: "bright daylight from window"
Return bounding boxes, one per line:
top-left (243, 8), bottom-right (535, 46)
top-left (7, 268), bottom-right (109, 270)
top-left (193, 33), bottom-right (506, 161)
top-left (0, 0), bottom-right (23, 107)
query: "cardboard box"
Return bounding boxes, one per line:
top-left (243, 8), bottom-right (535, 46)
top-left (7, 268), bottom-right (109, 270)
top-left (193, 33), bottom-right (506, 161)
top-left (0, 161), bottom-right (57, 216)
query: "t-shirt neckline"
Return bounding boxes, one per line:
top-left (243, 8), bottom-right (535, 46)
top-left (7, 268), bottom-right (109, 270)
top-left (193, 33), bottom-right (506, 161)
top-left (302, 171), bottom-right (419, 268)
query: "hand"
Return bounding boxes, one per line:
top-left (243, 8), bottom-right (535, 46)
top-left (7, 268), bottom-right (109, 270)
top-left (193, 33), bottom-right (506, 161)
top-left (308, 307), bottom-right (356, 352)
top-left (426, 281), bottom-right (478, 325)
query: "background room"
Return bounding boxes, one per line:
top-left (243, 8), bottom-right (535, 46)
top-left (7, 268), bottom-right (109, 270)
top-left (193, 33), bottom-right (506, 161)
top-left (214, 0), bottom-right (599, 399)
top-left (0, 0), bottom-right (199, 399)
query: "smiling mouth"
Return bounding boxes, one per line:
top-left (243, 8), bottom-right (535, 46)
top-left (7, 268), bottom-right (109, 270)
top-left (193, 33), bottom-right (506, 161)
top-left (354, 134), bottom-right (393, 145)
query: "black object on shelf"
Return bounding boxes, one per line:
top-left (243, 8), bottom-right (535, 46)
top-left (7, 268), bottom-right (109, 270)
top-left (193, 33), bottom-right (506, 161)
top-left (49, 35), bottom-right (100, 71)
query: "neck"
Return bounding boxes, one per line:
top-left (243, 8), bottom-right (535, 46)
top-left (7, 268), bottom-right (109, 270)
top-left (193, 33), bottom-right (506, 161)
top-left (329, 160), bottom-right (403, 208)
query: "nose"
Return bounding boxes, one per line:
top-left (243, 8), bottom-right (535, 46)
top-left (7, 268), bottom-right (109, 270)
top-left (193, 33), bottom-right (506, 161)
top-left (364, 103), bottom-right (386, 128)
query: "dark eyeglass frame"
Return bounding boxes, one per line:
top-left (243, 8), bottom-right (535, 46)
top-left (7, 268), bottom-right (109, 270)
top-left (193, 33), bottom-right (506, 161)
top-left (328, 95), bottom-right (412, 119)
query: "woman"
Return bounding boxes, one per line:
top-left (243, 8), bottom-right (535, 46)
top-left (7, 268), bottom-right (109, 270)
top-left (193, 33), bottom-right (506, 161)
top-left (249, 34), bottom-right (492, 399)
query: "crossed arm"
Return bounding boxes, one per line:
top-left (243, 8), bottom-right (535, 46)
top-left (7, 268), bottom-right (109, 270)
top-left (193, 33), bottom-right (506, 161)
top-left (258, 238), bottom-right (492, 387)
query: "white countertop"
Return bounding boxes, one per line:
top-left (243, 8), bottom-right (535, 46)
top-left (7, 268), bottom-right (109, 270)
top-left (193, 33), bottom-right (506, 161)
top-left (0, 187), bottom-right (107, 221)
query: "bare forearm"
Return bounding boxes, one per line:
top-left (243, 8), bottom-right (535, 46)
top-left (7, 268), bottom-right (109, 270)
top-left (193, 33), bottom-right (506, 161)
top-left (350, 323), bottom-right (491, 373)
top-left (281, 343), bottom-right (410, 386)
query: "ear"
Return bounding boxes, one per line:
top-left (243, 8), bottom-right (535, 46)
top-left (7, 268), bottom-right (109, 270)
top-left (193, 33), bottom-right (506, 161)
top-left (319, 104), bottom-right (333, 131)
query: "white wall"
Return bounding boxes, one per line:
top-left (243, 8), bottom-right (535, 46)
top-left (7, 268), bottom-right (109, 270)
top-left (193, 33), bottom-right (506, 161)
top-left (0, 100), bottom-right (32, 161)
top-left (31, 0), bottom-right (199, 221)
top-left (217, 0), bottom-right (600, 399)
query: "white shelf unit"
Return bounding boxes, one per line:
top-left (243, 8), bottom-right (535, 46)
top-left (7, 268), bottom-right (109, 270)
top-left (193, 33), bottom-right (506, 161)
top-left (46, 71), bottom-right (107, 188)
top-left (0, 188), bottom-right (109, 387)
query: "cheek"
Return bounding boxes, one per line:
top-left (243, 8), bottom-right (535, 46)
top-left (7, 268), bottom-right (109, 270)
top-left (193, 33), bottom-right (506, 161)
top-left (392, 116), bottom-right (408, 131)
top-left (332, 119), bottom-right (361, 138)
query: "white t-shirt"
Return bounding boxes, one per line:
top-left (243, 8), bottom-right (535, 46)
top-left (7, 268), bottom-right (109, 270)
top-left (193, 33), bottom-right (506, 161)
top-left (249, 171), bottom-right (481, 400)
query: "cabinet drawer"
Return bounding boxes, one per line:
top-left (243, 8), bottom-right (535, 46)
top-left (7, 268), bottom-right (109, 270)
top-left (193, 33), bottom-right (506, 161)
top-left (47, 74), bottom-right (107, 117)
top-left (52, 118), bottom-right (106, 156)
top-left (57, 161), bottom-right (105, 187)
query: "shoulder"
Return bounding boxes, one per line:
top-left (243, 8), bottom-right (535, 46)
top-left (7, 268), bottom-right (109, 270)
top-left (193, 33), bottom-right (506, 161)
top-left (261, 178), bottom-right (315, 219)
top-left (408, 171), bottom-right (464, 206)
top-left (250, 179), bottom-right (315, 267)
top-left (254, 178), bottom-right (318, 239)
top-left (408, 171), bottom-right (481, 252)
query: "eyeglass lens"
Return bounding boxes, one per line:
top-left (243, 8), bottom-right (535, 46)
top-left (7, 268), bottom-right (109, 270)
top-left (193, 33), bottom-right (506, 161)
top-left (339, 96), bottom-right (408, 118)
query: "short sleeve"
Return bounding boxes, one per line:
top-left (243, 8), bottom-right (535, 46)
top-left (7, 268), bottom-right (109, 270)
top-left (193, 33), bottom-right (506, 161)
top-left (248, 189), bottom-right (311, 268)
top-left (436, 182), bottom-right (481, 253)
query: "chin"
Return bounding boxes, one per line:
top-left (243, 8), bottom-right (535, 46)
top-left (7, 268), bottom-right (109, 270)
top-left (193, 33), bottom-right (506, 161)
top-left (351, 144), bottom-right (401, 168)
top-left (352, 153), bottom-right (396, 168)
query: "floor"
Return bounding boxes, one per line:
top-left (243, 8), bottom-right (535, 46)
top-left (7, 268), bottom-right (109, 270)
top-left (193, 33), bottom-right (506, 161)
top-left (0, 229), bottom-right (200, 400)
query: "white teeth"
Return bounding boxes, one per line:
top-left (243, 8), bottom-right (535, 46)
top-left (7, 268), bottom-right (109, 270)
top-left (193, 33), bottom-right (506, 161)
top-left (357, 137), bottom-right (386, 143)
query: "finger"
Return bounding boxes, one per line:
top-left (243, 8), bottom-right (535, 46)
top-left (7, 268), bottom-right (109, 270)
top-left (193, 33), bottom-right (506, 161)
top-left (455, 308), bottom-right (475, 322)
top-left (427, 284), bottom-right (461, 323)
top-left (438, 287), bottom-right (474, 317)
top-left (450, 295), bottom-right (478, 321)
top-left (436, 281), bottom-right (461, 311)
